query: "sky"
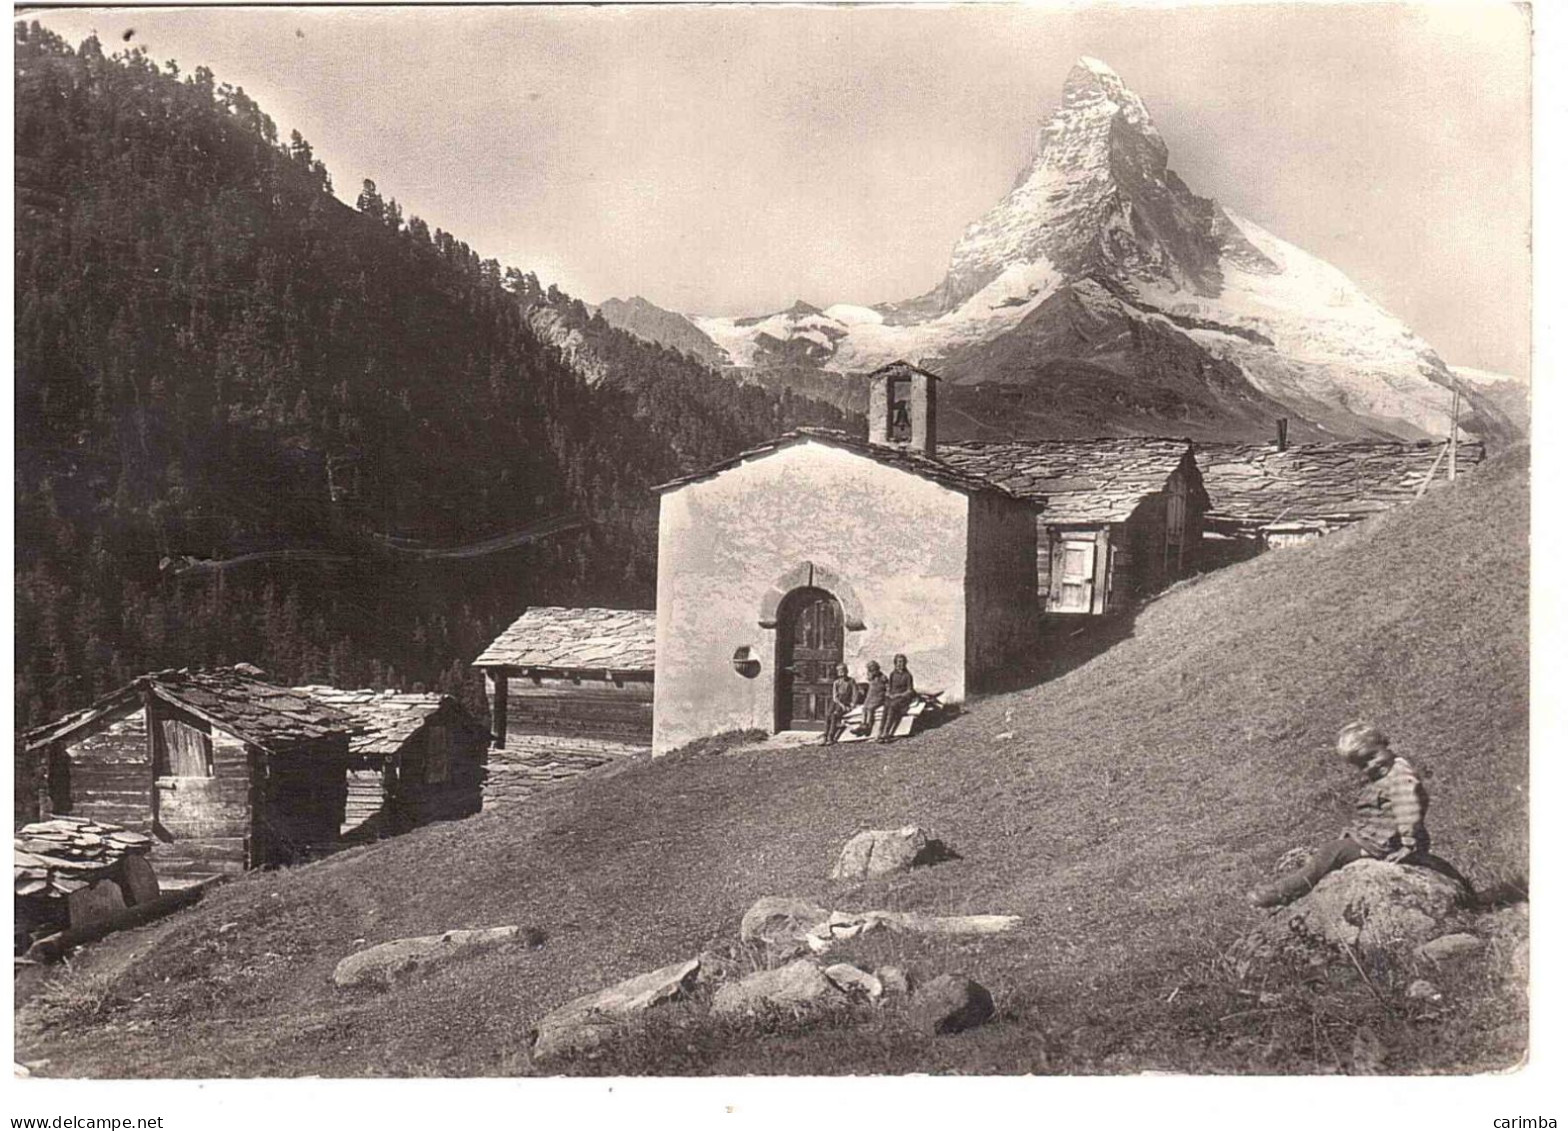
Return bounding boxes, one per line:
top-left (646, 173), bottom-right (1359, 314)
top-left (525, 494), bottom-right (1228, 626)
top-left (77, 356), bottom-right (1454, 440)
top-left (23, 2), bottom-right (1533, 376)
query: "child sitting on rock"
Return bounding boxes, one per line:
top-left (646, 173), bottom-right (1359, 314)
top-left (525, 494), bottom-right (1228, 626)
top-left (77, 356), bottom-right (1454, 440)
top-left (1249, 721), bottom-right (1465, 908)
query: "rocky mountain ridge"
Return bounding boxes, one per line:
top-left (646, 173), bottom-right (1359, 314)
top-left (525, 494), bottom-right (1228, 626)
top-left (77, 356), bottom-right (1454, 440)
top-left (670, 58), bottom-right (1523, 443)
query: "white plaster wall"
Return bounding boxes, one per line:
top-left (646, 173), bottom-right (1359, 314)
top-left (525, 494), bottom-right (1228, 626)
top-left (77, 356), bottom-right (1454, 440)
top-left (653, 441), bottom-right (971, 754)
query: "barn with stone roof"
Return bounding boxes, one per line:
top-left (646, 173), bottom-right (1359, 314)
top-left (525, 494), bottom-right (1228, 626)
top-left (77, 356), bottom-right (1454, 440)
top-left (472, 607), bottom-right (656, 804)
top-left (1193, 440), bottom-right (1486, 548)
top-left (650, 362), bottom-right (1040, 755)
top-left (939, 438), bottom-right (1209, 616)
top-left (292, 687), bottom-right (490, 840)
top-left (21, 666), bottom-right (356, 879)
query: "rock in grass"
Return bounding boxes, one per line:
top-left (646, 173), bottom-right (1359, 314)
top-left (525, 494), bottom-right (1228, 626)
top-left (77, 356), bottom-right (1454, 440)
top-left (711, 959), bottom-right (845, 1017)
top-left (909, 974), bottom-right (994, 1035)
top-left (1415, 933), bottom-right (1485, 964)
top-left (876, 966), bottom-right (910, 996)
top-left (823, 962), bottom-right (882, 999)
top-left (739, 896), bottom-right (830, 950)
top-left (829, 826), bottom-right (947, 882)
top-left (332, 925), bottom-right (540, 989)
top-left (1405, 979), bottom-right (1441, 1001)
top-left (532, 956), bottom-right (704, 1062)
top-left (1229, 860), bottom-right (1466, 976)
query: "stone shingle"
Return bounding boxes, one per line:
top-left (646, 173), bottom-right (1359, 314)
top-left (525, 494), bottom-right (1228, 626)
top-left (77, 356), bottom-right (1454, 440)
top-left (938, 438), bottom-right (1201, 523)
top-left (292, 686), bottom-right (479, 756)
top-left (23, 667), bottom-right (356, 754)
top-left (473, 607), bottom-right (657, 672)
top-left (651, 428), bottom-right (1032, 504)
top-left (1192, 441), bottom-right (1486, 529)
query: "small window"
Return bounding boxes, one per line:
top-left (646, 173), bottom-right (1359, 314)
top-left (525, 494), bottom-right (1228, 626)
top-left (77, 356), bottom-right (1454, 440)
top-left (424, 725), bottom-right (451, 785)
top-left (156, 717), bottom-right (213, 777)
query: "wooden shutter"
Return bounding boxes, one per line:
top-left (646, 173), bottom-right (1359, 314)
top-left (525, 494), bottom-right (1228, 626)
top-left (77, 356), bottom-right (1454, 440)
top-left (158, 718), bottom-right (213, 778)
top-left (1059, 539), bottom-right (1096, 613)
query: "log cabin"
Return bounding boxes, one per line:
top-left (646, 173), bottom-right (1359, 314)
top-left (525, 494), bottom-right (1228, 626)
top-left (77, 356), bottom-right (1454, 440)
top-left (292, 687), bottom-right (489, 840)
top-left (472, 607), bottom-right (656, 805)
top-left (938, 438), bottom-right (1209, 617)
top-left (21, 666), bottom-right (354, 881)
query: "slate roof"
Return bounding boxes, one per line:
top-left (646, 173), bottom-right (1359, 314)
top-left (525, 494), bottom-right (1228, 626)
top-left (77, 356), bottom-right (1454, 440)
top-left (292, 686), bottom-right (486, 756)
top-left (15, 817), bottom-right (153, 900)
top-left (473, 607), bottom-right (657, 672)
top-left (1192, 441), bottom-right (1487, 529)
top-left (937, 438), bottom-right (1205, 523)
top-left (650, 428), bottom-right (1032, 504)
top-left (23, 666), bottom-right (355, 754)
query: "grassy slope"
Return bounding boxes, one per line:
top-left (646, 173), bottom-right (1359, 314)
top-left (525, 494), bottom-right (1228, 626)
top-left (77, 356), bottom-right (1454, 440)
top-left (17, 447), bottom-right (1528, 1076)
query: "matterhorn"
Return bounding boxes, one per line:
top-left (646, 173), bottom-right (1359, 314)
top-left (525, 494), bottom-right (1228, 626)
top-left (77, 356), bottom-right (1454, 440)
top-left (671, 57), bottom-right (1519, 443)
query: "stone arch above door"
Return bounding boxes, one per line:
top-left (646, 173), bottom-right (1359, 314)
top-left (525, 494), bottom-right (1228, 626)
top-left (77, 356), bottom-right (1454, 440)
top-left (757, 562), bottom-right (866, 631)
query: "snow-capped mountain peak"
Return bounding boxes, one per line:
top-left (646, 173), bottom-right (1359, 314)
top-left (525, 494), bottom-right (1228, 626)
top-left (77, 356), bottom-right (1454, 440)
top-left (682, 58), bottom-right (1519, 443)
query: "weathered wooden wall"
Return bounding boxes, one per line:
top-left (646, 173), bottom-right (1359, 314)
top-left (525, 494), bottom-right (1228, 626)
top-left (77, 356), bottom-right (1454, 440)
top-left (51, 707), bottom-right (155, 833)
top-left (342, 769), bottom-right (385, 839)
top-left (253, 739), bottom-right (346, 866)
top-left (383, 717), bottom-right (486, 831)
top-left (151, 721), bottom-right (252, 879)
top-left (965, 489), bottom-right (1041, 686)
top-left (502, 675), bottom-right (654, 745)
top-left (481, 733), bottom-right (648, 809)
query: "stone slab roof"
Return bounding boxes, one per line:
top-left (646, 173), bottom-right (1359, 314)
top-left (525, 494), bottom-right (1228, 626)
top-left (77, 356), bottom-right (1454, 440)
top-left (473, 607), bottom-right (657, 672)
top-left (292, 686), bottom-right (487, 756)
top-left (651, 428), bottom-right (1034, 505)
top-left (938, 438), bottom-right (1204, 523)
top-left (24, 665), bottom-right (355, 754)
top-left (15, 817), bottom-right (153, 900)
top-left (1192, 441), bottom-right (1487, 529)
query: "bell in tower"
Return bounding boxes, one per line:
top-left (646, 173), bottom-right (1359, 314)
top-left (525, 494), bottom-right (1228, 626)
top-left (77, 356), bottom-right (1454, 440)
top-left (867, 360), bottom-right (940, 457)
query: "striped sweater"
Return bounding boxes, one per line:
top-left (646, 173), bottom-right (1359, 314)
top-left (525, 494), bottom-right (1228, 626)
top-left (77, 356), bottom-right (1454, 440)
top-left (1351, 755), bottom-right (1430, 855)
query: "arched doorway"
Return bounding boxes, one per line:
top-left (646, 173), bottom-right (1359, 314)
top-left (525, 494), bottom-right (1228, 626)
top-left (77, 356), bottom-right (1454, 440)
top-left (775, 587), bottom-right (844, 732)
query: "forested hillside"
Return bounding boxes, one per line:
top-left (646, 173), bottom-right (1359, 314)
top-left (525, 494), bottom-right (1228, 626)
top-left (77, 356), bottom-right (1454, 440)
top-left (12, 23), bottom-right (850, 728)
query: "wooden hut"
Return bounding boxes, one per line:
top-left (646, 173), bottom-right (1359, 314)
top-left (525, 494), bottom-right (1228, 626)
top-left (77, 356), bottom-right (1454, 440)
top-left (1193, 440), bottom-right (1487, 549)
top-left (939, 439), bottom-right (1209, 616)
top-left (472, 608), bottom-right (655, 804)
top-left (293, 687), bottom-right (489, 840)
top-left (20, 666), bottom-right (354, 881)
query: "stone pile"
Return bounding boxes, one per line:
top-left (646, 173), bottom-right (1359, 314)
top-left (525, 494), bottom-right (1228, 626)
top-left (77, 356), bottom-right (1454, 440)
top-left (13, 817), bottom-right (154, 900)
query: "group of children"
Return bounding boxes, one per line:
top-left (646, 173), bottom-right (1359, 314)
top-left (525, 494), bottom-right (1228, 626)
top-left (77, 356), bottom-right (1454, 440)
top-left (822, 653), bottom-right (915, 746)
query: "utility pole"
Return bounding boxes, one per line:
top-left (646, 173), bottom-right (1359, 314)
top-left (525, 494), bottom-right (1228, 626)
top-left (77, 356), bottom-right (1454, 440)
top-left (1448, 383), bottom-right (1460, 481)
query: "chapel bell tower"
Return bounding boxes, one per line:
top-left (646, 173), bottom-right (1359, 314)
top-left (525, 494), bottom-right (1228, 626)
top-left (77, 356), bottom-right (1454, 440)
top-left (867, 360), bottom-right (939, 457)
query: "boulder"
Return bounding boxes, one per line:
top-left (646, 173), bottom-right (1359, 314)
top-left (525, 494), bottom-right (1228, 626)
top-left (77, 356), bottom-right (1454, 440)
top-left (1415, 933), bottom-right (1485, 964)
top-left (909, 974), bottom-right (994, 1035)
top-left (1405, 979), bottom-right (1441, 1001)
top-left (829, 826), bottom-right (947, 882)
top-left (739, 897), bottom-right (830, 951)
top-left (1230, 860), bottom-right (1467, 976)
top-left (876, 966), bottom-right (911, 996)
top-left (823, 963), bottom-right (883, 999)
top-left (711, 959), bottom-right (845, 1017)
top-left (742, 896), bottom-right (1021, 956)
top-left (333, 925), bottom-right (536, 989)
top-left (532, 956), bottom-right (703, 1061)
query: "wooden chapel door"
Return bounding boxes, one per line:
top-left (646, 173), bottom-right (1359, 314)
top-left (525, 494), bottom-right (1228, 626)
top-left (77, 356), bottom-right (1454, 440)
top-left (778, 589), bottom-right (844, 730)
